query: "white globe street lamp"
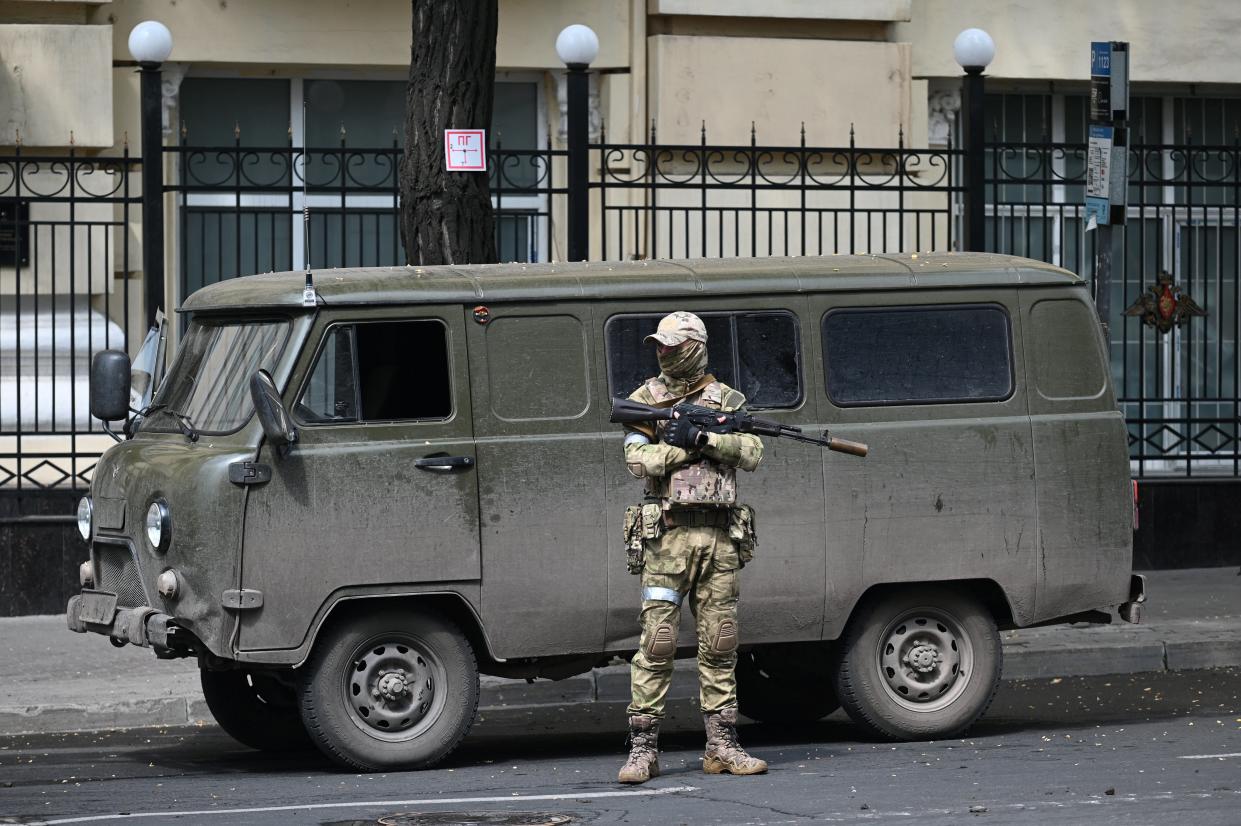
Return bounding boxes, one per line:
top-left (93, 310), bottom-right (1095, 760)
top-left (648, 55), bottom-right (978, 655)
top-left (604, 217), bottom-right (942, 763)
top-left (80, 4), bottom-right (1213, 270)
top-left (953, 27), bottom-right (995, 75)
top-left (557, 24), bottom-right (598, 261)
top-left (556, 24), bottom-right (599, 69)
top-left (128, 20), bottom-right (173, 66)
top-left (129, 19), bottom-right (173, 326)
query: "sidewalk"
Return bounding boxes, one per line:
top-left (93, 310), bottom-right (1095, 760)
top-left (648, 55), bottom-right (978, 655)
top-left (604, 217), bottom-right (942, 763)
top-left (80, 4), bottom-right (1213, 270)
top-left (2, 567), bottom-right (1237, 737)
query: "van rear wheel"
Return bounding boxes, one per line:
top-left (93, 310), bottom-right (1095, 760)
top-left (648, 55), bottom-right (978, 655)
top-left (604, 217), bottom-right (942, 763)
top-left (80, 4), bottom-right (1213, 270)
top-left (299, 608), bottom-right (479, 771)
top-left (199, 668), bottom-right (311, 751)
top-left (833, 586), bottom-right (1001, 741)
top-left (736, 649), bottom-right (839, 723)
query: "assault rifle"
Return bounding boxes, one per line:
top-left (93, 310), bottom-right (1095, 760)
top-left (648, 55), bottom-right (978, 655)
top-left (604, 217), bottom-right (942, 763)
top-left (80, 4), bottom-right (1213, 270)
top-left (610, 398), bottom-right (869, 457)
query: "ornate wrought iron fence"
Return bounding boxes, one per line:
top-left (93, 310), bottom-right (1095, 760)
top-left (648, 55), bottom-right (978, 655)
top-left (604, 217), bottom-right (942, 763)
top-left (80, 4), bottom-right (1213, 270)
top-left (592, 125), bottom-right (963, 260)
top-left (0, 145), bottom-right (142, 492)
top-left (987, 138), bottom-right (1241, 476)
top-left (165, 136), bottom-right (563, 297)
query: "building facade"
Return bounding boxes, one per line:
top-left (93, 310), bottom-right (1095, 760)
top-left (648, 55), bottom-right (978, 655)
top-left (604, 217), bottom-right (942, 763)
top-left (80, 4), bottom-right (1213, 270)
top-left (2, 1), bottom-right (1240, 579)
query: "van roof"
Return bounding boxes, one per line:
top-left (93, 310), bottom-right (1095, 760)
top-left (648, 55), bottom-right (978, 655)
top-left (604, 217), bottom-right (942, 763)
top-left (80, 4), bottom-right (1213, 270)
top-left (181, 252), bottom-right (1081, 312)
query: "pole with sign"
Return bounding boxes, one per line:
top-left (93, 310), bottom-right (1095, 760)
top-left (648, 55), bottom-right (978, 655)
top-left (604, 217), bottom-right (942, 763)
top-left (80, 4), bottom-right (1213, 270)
top-left (1087, 41), bottom-right (1129, 332)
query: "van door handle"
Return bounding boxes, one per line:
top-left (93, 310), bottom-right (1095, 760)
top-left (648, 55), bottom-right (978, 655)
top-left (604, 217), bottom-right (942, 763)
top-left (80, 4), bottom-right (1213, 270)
top-left (414, 455), bottom-right (475, 472)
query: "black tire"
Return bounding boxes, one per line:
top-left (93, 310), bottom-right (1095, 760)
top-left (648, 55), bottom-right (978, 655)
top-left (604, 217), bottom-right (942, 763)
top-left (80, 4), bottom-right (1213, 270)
top-left (736, 649), bottom-right (840, 723)
top-left (833, 586), bottom-right (1002, 741)
top-left (199, 668), bottom-right (312, 751)
top-left (298, 608), bottom-right (479, 771)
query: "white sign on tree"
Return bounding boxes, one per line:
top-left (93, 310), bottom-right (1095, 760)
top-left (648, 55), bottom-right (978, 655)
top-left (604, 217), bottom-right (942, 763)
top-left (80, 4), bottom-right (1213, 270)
top-left (444, 129), bottom-right (487, 172)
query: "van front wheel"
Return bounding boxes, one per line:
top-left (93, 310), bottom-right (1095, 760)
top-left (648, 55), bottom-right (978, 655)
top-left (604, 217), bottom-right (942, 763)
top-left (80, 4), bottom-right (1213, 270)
top-left (299, 608), bottom-right (479, 771)
top-left (833, 587), bottom-right (1001, 741)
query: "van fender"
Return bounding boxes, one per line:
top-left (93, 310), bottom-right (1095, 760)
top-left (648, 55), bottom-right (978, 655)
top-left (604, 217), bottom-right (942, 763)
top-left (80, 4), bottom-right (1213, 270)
top-left (828, 578), bottom-right (1024, 642)
top-left (233, 587), bottom-right (499, 669)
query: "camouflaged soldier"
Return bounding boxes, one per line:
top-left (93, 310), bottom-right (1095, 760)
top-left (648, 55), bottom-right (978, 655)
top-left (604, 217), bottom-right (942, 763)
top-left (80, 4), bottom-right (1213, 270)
top-left (617, 310), bottom-right (767, 784)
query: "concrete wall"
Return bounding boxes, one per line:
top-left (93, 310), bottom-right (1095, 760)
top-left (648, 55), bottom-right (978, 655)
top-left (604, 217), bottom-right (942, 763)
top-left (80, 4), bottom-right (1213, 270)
top-left (897, 0), bottom-right (1241, 83)
top-left (648, 34), bottom-right (911, 146)
top-left (0, 24), bottom-right (113, 147)
top-left (98, 0), bottom-right (633, 71)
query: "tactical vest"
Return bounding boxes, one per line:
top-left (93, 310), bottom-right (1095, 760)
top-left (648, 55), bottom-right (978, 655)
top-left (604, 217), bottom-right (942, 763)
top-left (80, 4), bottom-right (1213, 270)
top-left (643, 377), bottom-right (737, 509)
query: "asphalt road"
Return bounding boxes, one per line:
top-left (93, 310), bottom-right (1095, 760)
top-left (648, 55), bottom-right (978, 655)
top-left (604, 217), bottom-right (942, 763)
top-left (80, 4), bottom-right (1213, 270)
top-left (1, 669), bottom-right (1238, 826)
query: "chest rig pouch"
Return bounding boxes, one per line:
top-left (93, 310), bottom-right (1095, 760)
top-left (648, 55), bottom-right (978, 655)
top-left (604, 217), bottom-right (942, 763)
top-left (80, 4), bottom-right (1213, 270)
top-left (646, 378), bottom-right (737, 508)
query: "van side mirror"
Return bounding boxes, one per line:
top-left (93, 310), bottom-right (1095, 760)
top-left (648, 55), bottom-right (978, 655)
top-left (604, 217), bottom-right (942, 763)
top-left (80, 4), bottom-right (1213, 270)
top-left (250, 369), bottom-right (297, 450)
top-left (91, 350), bottom-right (132, 423)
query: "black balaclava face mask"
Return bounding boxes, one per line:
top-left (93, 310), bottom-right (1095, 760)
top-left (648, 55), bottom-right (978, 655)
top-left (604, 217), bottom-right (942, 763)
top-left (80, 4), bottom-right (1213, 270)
top-left (657, 340), bottom-right (708, 395)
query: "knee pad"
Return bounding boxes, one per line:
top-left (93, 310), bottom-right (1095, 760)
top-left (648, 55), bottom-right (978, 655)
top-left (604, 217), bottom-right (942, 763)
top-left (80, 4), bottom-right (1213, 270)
top-left (643, 622), bottom-right (678, 660)
top-left (711, 618), bottom-right (738, 654)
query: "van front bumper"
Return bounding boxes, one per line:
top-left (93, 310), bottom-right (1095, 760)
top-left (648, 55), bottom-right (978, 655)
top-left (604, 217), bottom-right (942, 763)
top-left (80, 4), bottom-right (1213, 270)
top-left (66, 591), bottom-right (176, 650)
top-left (1118, 574), bottom-right (1147, 624)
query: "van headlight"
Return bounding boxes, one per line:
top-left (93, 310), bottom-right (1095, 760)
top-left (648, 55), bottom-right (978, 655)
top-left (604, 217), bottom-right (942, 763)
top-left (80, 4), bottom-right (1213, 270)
top-left (156, 568), bottom-right (180, 599)
top-left (146, 499), bottom-right (171, 552)
top-left (76, 497), bottom-right (93, 541)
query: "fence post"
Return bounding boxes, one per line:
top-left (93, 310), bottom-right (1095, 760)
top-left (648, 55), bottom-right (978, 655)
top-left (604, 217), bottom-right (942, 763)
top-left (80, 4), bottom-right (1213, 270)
top-left (139, 61), bottom-right (166, 326)
top-left (556, 25), bottom-right (597, 263)
top-left (953, 29), bottom-right (994, 253)
top-left (961, 68), bottom-right (986, 252)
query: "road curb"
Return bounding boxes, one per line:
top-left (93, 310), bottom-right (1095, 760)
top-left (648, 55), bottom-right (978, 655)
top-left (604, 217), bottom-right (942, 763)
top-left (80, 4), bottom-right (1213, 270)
top-left (3, 629), bottom-right (1239, 738)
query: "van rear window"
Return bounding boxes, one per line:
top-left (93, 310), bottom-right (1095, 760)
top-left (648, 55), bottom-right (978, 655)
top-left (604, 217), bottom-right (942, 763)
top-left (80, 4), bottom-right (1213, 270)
top-left (605, 311), bottom-right (802, 409)
top-left (822, 305), bottom-right (1013, 406)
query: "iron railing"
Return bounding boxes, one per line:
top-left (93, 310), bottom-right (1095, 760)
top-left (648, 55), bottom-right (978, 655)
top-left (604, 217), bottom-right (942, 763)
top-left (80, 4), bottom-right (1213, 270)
top-left (165, 137), bottom-right (563, 297)
top-left (593, 125), bottom-right (962, 260)
top-left (0, 145), bottom-right (142, 491)
top-left (5, 130), bottom-right (1241, 493)
top-left (987, 139), bottom-right (1241, 476)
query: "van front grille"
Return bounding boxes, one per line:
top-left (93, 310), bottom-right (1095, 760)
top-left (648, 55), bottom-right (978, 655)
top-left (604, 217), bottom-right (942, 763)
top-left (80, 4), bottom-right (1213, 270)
top-left (94, 543), bottom-right (148, 608)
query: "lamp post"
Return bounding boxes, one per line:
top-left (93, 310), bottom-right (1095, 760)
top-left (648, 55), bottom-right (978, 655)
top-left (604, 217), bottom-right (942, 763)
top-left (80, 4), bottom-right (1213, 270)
top-left (128, 20), bottom-right (172, 327)
top-left (556, 24), bottom-right (598, 262)
top-left (953, 28), bottom-right (994, 253)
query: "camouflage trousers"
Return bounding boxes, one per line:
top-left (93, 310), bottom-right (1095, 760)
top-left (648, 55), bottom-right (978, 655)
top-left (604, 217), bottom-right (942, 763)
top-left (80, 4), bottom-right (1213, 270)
top-left (628, 524), bottom-right (741, 718)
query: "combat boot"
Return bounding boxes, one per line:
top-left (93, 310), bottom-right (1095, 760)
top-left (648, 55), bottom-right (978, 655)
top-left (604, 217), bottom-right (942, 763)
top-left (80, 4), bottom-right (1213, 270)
top-left (702, 707), bottom-right (768, 775)
top-left (617, 714), bottom-right (661, 784)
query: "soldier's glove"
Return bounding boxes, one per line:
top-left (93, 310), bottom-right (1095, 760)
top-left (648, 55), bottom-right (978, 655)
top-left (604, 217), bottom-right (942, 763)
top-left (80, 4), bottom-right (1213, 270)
top-left (663, 416), bottom-right (708, 449)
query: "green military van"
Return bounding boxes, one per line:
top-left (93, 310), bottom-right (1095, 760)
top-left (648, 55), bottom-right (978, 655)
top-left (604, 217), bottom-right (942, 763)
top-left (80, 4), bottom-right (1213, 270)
top-left (68, 252), bottom-right (1144, 771)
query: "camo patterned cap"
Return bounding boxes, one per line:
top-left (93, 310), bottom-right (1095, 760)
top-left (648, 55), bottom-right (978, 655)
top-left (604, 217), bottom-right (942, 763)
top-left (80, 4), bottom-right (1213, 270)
top-left (643, 311), bottom-right (708, 346)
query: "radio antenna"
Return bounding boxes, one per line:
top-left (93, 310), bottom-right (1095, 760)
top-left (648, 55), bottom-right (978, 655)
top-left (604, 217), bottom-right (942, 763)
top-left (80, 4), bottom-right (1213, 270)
top-left (301, 98), bottom-right (316, 307)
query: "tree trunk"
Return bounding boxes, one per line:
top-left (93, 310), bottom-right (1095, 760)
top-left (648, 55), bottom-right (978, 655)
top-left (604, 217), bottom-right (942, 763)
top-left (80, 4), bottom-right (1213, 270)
top-left (400, 0), bottom-right (499, 265)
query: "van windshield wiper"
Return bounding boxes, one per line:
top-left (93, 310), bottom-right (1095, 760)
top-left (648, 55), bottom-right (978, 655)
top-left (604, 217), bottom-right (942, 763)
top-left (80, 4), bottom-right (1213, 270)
top-left (141, 404), bottom-right (200, 442)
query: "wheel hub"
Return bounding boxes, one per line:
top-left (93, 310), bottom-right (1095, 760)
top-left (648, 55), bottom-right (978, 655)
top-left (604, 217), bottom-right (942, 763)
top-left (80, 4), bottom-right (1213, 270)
top-left (877, 608), bottom-right (973, 713)
top-left (345, 638), bottom-right (443, 741)
top-left (904, 643), bottom-right (941, 673)
top-left (377, 671), bottom-right (409, 701)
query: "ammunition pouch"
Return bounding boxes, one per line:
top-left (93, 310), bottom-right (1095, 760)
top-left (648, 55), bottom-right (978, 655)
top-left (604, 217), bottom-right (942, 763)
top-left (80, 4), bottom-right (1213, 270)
top-left (658, 459), bottom-right (736, 507)
top-left (623, 502), bottom-right (666, 575)
top-left (728, 503), bottom-right (758, 566)
top-left (662, 509), bottom-right (731, 529)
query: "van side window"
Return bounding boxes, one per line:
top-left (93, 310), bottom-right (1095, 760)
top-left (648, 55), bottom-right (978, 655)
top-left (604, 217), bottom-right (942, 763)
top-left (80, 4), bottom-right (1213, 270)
top-left (297, 319), bottom-right (453, 423)
top-left (299, 326), bottom-right (357, 422)
top-left (605, 311), bottom-right (802, 409)
top-left (1029, 299), bottom-right (1107, 400)
top-left (822, 305), bottom-right (1013, 406)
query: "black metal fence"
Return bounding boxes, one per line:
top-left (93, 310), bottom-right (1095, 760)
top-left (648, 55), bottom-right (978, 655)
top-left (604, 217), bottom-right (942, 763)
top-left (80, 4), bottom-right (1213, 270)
top-left (593, 125), bottom-right (961, 260)
top-left (987, 139), bottom-right (1241, 476)
top-left (166, 136), bottom-right (563, 297)
top-left (3, 128), bottom-right (1241, 497)
top-left (0, 146), bottom-right (142, 492)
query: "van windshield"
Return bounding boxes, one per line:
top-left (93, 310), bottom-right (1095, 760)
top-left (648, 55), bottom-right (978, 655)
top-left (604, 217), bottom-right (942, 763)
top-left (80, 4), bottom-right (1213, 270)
top-left (141, 318), bottom-right (289, 436)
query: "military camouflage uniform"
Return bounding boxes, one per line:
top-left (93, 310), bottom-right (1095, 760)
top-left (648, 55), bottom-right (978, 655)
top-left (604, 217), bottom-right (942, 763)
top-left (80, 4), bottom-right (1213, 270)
top-left (617, 311), bottom-right (769, 784)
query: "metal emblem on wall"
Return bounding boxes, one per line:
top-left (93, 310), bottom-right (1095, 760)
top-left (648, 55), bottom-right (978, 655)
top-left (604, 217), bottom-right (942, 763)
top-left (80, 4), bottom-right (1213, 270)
top-left (1123, 271), bottom-right (1207, 334)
